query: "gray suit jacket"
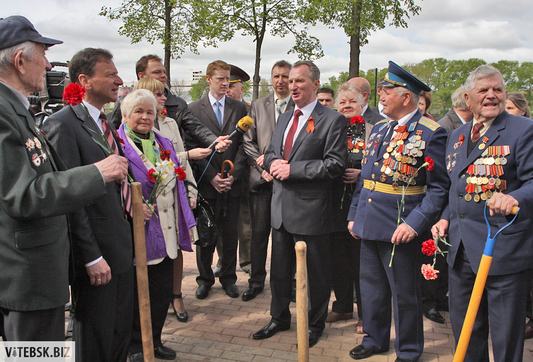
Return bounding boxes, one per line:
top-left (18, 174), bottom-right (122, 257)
top-left (264, 102), bottom-right (346, 235)
top-left (185, 95), bottom-right (248, 199)
top-left (436, 109), bottom-right (464, 134)
top-left (0, 84), bottom-right (106, 311)
top-left (244, 93), bottom-right (294, 188)
top-left (42, 104), bottom-right (133, 274)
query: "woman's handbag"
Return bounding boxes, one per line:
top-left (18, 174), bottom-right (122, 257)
top-left (184, 181), bottom-right (218, 249)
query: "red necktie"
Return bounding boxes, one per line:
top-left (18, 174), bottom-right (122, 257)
top-left (100, 112), bottom-right (132, 215)
top-left (100, 112), bottom-right (117, 154)
top-left (471, 122), bottom-right (483, 142)
top-left (284, 109), bottom-right (302, 160)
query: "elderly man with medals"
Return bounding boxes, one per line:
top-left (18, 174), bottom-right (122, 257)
top-left (432, 65), bottom-right (533, 362)
top-left (347, 61), bottom-right (449, 362)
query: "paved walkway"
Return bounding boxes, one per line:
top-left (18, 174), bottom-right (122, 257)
top-left (134, 244), bottom-right (533, 362)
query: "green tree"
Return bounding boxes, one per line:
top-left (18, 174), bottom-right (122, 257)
top-left (202, 0), bottom-right (323, 100)
top-left (100, 0), bottom-right (230, 86)
top-left (189, 76), bottom-right (209, 101)
top-left (258, 78), bottom-right (271, 98)
top-left (321, 71), bottom-right (350, 95)
top-left (303, 0), bottom-right (421, 78)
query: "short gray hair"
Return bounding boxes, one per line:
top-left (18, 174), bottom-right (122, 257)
top-left (452, 86), bottom-right (468, 110)
top-left (0, 41), bottom-right (35, 74)
top-left (292, 60), bottom-right (320, 82)
top-left (394, 87), bottom-right (419, 105)
top-left (120, 89), bottom-right (157, 121)
top-left (464, 65), bottom-right (506, 93)
top-left (336, 82), bottom-right (364, 108)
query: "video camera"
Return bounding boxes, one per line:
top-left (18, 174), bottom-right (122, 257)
top-left (29, 61), bottom-right (69, 126)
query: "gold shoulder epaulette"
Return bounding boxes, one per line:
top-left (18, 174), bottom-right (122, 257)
top-left (418, 117), bottom-right (440, 131)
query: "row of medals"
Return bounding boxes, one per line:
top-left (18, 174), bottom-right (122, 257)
top-left (464, 146), bottom-right (509, 202)
top-left (381, 134), bottom-right (424, 185)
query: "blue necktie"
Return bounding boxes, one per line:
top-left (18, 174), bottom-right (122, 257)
top-left (215, 101), bottom-right (223, 128)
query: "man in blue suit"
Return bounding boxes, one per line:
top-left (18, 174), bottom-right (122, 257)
top-left (432, 65), bottom-right (533, 362)
top-left (347, 61), bottom-right (449, 361)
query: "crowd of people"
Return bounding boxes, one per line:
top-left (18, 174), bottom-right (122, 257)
top-left (1, 15), bottom-right (533, 362)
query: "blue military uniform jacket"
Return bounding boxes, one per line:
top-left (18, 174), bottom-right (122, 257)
top-left (443, 111), bottom-right (533, 275)
top-left (348, 110), bottom-right (449, 241)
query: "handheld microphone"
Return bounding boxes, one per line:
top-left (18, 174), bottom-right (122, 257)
top-left (208, 115), bottom-right (254, 150)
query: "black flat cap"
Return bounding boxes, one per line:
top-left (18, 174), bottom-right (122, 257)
top-left (0, 16), bottom-right (62, 51)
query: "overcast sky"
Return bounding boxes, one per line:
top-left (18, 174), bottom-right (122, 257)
top-left (6, 0), bottom-right (533, 86)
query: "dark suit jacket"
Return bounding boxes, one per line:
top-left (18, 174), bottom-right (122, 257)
top-left (264, 101), bottom-right (346, 235)
top-left (185, 95), bottom-right (248, 199)
top-left (42, 104), bottom-right (133, 274)
top-left (443, 112), bottom-right (533, 275)
top-left (109, 89), bottom-right (217, 148)
top-left (436, 109), bottom-right (464, 134)
top-left (0, 84), bottom-right (106, 311)
top-left (363, 106), bottom-right (384, 126)
top-left (244, 94), bottom-right (294, 188)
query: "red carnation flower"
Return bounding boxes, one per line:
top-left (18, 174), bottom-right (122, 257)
top-left (421, 264), bottom-right (439, 280)
top-left (424, 157), bottom-right (434, 171)
top-left (62, 83), bottom-right (86, 106)
top-left (176, 167), bottom-right (186, 181)
top-left (147, 168), bottom-right (157, 183)
top-left (350, 116), bottom-right (364, 125)
top-left (160, 149), bottom-right (171, 161)
top-left (421, 239), bottom-right (438, 256)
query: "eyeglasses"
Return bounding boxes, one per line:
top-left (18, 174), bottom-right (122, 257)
top-left (154, 92), bottom-right (164, 97)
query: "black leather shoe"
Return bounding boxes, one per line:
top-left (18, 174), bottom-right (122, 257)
top-left (242, 285), bottom-right (263, 301)
top-left (129, 352), bottom-right (143, 362)
top-left (395, 358), bottom-right (415, 362)
top-left (172, 293), bottom-right (188, 323)
top-left (223, 284), bottom-right (239, 298)
top-left (253, 321), bottom-right (290, 340)
top-left (309, 330), bottom-right (323, 348)
top-left (195, 285), bottom-right (210, 300)
top-left (424, 307), bottom-right (445, 324)
top-left (154, 345), bottom-right (176, 360)
top-left (349, 344), bottom-right (374, 360)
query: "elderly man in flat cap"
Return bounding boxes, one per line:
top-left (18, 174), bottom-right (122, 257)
top-left (347, 61), bottom-right (449, 361)
top-left (0, 15), bottom-right (128, 341)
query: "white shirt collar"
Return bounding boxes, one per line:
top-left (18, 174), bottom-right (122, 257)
top-left (295, 99), bottom-right (318, 119)
top-left (82, 100), bottom-right (105, 133)
top-left (208, 93), bottom-right (225, 108)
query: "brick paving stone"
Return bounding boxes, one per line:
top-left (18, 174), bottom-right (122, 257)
top-left (68, 240), bottom-right (533, 362)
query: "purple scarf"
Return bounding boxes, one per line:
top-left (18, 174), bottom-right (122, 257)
top-left (118, 125), bottom-right (195, 261)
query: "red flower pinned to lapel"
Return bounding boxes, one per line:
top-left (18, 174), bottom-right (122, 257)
top-left (306, 117), bottom-right (315, 133)
top-left (62, 83), bottom-right (85, 106)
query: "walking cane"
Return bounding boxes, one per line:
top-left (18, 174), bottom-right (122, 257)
top-left (295, 241), bottom-right (309, 362)
top-left (453, 202), bottom-right (519, 362)
top-left (131, 183), bottom-right (155, 362)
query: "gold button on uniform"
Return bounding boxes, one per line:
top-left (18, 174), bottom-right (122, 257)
top-left (368, 198), bottom-right (372, 203)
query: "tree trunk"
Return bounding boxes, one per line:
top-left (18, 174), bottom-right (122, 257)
top-left (252, 6), bottom-right (267, 101)
top-left (164, 0), bottom-right (172, 89)
top-left (348, 1), bottom-right (362, 78)
top-left (253, 36), bottom-right (264, 101)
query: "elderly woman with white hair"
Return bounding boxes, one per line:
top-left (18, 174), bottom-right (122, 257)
top-left (117, 89), bottom-right (196, 362)
top-left (325, 82), bottom-right (366, 334)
